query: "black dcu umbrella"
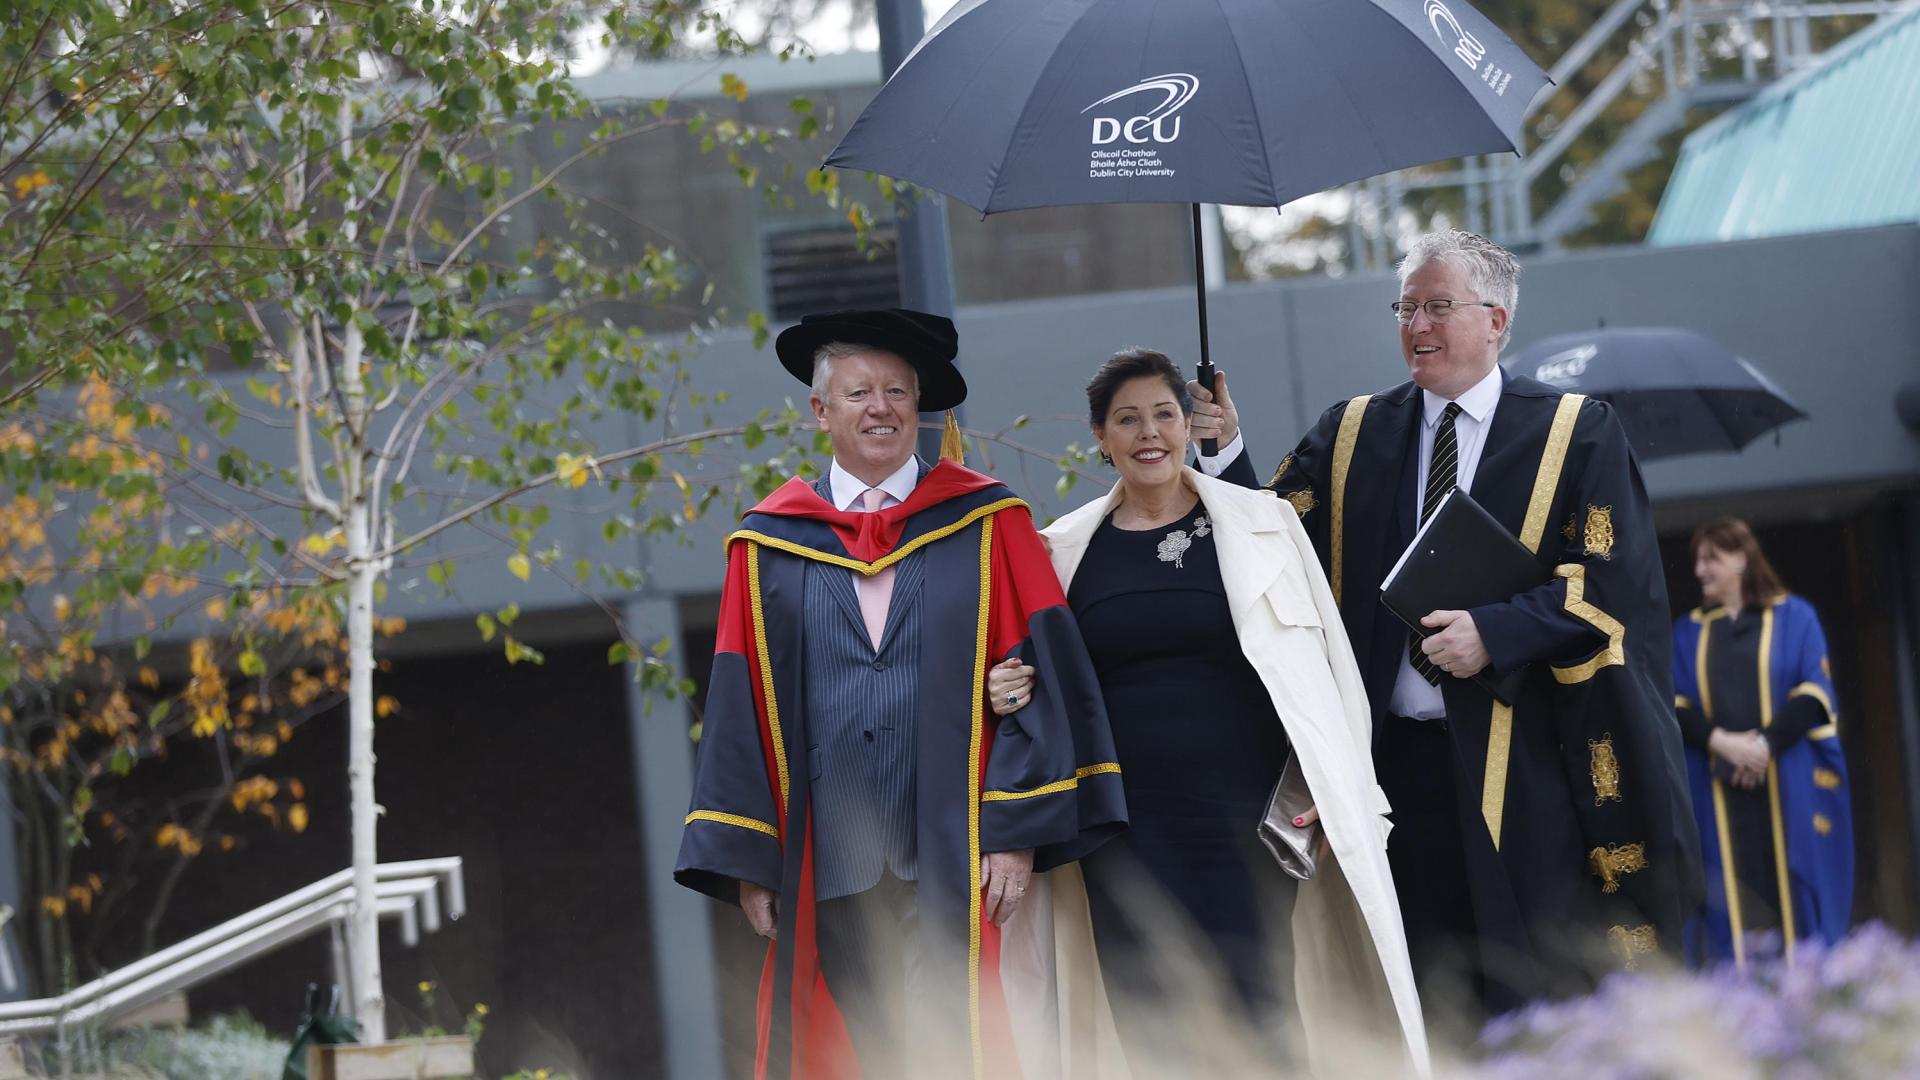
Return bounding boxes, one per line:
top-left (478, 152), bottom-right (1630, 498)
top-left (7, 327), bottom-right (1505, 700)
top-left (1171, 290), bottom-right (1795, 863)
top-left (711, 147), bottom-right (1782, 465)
top-left (1505, 327), bottom-right (1808, 461)
top-left (826, 0), bottom-right (1551, 449)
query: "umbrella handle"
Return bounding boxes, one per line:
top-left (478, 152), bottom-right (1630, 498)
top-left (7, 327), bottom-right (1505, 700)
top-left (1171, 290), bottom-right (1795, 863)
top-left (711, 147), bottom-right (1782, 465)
top-left (1191, 203), bottom-right (1217, 458)
top-left (1195, 357), bottom-right (1218, 457)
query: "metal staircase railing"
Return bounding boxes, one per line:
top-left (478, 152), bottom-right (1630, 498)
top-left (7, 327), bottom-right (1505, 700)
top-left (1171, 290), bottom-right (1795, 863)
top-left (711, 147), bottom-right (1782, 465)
top-left (0, 857), bottom-right (463, 1039)
top-left (1338, 0), bottom-right (1919, 265)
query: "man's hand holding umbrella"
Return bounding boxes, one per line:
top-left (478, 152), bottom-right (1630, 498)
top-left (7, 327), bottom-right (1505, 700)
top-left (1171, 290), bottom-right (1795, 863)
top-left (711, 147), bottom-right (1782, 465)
top-left (1187, 370), bottom-right (1240, 449)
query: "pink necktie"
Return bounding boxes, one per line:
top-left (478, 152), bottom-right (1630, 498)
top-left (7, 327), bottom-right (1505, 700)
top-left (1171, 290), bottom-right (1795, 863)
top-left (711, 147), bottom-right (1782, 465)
top-left (856, 488), bottom-right (897, 650)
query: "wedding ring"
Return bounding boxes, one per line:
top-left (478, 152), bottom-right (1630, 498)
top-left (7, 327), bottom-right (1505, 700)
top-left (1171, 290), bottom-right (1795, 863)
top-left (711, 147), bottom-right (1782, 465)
top-left (1006, 692), bottom-right (1019, 707)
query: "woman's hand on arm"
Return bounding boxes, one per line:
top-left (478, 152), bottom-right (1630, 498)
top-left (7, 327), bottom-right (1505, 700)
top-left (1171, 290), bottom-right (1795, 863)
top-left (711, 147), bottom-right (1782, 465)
top-left (985, 656), bottom-right (1035, 717)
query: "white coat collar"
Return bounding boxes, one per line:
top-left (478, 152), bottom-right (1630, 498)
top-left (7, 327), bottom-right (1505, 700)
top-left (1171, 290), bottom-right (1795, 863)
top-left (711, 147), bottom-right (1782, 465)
top-left (1043, 467), bottom-right (1294, 617)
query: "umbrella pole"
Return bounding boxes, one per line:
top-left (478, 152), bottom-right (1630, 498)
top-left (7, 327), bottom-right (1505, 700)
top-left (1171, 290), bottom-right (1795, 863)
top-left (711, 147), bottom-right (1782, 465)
top-left (1191, 202), bottom-right (1218, 456)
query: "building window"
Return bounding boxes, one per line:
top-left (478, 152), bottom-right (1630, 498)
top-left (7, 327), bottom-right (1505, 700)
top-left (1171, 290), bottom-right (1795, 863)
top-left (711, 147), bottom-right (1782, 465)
top-left (765, 225), bottom-right (901, 320)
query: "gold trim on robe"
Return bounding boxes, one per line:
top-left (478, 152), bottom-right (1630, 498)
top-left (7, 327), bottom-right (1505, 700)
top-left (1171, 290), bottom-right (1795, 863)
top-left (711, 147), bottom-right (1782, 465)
top-left (1757, 606), bottom-right (1800, 964)
top-left (1588, 842), bottom-right (1648, 893)
top-left (1483, 393), bottom-right (1585, 849)
top-left (684, 810), bottom-right (781, 838)
top-left (980, 762), bottom-right (1122, 802)
top-left (1328, 395), bottom-right (1371, 604)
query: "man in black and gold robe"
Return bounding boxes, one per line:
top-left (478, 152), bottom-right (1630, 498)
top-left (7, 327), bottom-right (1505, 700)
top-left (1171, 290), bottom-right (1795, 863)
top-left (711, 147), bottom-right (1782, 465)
top-left (1194, 231), bottom-right (1701, 1020)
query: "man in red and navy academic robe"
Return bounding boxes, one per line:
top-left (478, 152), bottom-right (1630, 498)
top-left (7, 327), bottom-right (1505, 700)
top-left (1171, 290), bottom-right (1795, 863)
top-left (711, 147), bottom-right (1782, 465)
top-left (675, 309), bottom-right (1125, 1080)
top-left (1192, 232), bottom-right (1702, 1020)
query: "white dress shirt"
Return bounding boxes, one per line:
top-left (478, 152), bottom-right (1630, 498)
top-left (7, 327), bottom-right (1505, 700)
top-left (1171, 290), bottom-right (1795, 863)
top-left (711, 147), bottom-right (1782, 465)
top-left (828, 455), bottom-right (920, 511)
top-left (1389, 364), bottom-right (1505, 720)
top-left (1194, 431), bottom-right (1245, 477)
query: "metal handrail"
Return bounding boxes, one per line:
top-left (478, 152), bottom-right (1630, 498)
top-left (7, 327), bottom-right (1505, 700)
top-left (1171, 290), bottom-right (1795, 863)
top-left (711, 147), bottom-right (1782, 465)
top-left (0, 857), bottom-right (463, 1037)
top-left (1338, 0), bottom-right (1920, 258)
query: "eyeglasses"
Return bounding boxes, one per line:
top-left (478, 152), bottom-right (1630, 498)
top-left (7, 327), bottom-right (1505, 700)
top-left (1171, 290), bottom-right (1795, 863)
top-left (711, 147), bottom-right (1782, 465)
top-left (1390, 298), bottom-right (1496, 323)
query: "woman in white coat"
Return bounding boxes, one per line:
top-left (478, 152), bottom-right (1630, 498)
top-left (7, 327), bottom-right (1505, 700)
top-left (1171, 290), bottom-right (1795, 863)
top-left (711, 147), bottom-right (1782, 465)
top-left (991, 349), bottom-right (1427, 1077)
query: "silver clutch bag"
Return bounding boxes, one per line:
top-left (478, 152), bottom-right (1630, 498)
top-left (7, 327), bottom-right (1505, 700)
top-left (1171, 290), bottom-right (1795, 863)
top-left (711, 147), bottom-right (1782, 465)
top-left (1258, 754), bottom-right (1320, 881)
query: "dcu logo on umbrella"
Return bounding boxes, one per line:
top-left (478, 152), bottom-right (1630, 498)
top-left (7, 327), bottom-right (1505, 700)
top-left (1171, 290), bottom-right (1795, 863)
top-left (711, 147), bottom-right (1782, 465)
top-left (1082, 73), bottom-right (1197, 146)
top-left (1425, 0), bottom-right (1487, 70)
top-left (1534, 344), bottom-right (1597, 385)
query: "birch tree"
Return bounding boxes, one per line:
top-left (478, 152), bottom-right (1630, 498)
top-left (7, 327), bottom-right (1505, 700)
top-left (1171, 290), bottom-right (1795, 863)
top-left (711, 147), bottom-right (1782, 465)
top-left (5, 0), bottom-right (847, 1040)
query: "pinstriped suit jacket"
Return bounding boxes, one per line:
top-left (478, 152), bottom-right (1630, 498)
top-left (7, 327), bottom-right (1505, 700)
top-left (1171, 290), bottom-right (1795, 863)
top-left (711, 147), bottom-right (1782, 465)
top-left (804, 471), bottom-right (928, 901)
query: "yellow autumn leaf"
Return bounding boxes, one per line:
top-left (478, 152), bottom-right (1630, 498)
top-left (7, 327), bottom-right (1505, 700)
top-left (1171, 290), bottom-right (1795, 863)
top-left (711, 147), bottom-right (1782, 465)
top-left (40, 896), bottom-right (65, 918)
top-left (720, 72), bottom-right (749, 102)
top-left (555, 452), bottom-right (597, 489)
top-left (507, 553), bottom-right (531, 581)
top-left (288, 803), bottom-right (309, 833)
top-left (13, 171), bottom-right (51, 199)
top-left (301, 531), bottom-right (338, 556)
top-left (51, 594), bottom-right (71, 621)
top-left (375, 695), bottom-right (399, 718)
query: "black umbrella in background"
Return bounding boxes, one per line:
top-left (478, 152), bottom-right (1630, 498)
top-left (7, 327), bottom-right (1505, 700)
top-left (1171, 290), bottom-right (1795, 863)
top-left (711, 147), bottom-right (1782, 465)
top-left (826, 0), bottom-right (1552, 451)
top-left (1505, 327), bottom-right (1808, 461)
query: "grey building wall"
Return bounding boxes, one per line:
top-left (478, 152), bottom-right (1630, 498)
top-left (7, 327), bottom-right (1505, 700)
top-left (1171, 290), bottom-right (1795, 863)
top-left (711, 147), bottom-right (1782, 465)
top-left (636, 222), bottom-right (1920, 605)
top-left (549, 51), bottom-right (1198, 328)
top-left (95, 223), bottom-right (1912, 640)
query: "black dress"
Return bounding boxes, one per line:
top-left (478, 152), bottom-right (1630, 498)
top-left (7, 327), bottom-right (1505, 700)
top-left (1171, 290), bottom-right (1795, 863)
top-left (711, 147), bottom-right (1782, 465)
top-left (1067, 505), bottom-right (1296, 1069)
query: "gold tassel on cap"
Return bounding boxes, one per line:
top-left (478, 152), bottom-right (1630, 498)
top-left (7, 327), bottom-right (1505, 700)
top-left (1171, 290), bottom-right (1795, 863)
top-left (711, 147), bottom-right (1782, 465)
top-left (940, 410), bottom-right (966, 465)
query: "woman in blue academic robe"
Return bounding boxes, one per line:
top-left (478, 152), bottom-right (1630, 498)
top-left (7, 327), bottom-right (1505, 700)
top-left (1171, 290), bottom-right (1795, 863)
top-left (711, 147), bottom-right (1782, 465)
top-left (1672, 516), bottom-right (1853, 967)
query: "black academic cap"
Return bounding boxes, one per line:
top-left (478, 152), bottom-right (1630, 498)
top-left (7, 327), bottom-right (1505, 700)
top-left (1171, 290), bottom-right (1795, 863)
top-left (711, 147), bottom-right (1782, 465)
top-left (773, 308), bottom-right (966, 412)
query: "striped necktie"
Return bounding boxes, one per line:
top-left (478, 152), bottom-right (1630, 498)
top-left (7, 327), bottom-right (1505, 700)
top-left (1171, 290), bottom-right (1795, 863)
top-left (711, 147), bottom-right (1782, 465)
top-left (1409, 402), bottom-right (1463, 685)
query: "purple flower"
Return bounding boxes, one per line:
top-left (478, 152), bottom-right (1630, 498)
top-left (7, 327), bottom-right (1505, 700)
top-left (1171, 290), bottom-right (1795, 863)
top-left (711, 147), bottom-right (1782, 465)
top-left (1469, 923), bottom-right (1920, 1078)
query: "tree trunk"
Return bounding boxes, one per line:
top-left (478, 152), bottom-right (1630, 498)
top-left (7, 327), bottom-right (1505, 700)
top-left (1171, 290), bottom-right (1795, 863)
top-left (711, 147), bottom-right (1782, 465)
top-left (344, 335), bottom-right (385, 1042)
top-left (331, 76), bottom-right (386, 1042)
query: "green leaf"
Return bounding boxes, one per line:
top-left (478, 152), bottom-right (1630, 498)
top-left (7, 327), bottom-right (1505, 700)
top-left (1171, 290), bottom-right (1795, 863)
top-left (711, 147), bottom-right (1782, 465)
top-left (476, 612), bottom-right (497, 642)
top-left (238, 649), bottom-right (265, 676)
top-left (148, 700), bottom-right (173, 728)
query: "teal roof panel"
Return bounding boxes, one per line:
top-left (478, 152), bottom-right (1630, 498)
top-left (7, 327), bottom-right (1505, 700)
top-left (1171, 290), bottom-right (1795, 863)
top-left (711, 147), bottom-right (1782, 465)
top-left (1648, 6), bottom-right (1920, 246)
